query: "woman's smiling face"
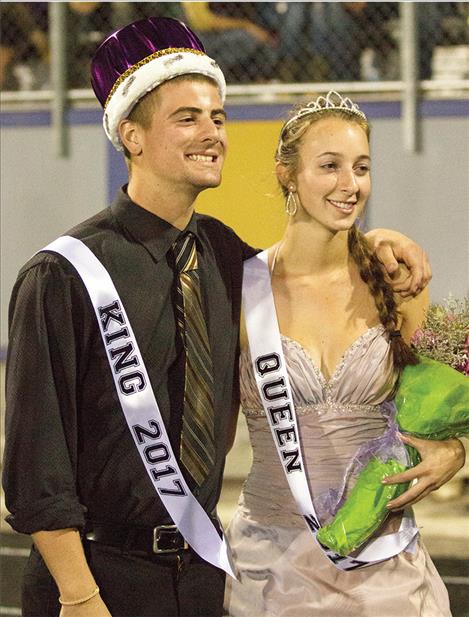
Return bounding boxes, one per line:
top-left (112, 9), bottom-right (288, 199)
top-left (288, 116), bottom-right (371, 232)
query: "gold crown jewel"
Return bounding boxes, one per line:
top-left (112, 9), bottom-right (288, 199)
top-left (282, 90), bottom-right (367, 135)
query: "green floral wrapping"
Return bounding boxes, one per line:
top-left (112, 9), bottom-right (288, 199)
top-left (316, 355), bottom-right (469, 558)
top-left (395, 355), bottom-right (469, 440)
top-left (316, 457), bottom-right (408, 556)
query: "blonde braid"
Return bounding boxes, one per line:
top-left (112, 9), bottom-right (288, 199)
top-left (348, 225), bottom-right (419, 371)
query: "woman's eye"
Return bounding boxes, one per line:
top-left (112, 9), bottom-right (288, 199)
top-left (321, 162), bottom-right (337, 170)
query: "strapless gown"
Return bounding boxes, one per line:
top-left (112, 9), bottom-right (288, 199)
top-left (225, 326), bottom-right (451, 617)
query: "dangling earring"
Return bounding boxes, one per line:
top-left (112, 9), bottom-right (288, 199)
top-left (285, 186), bottom-right (298, 217)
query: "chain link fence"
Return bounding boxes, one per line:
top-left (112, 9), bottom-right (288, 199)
top-left (1, 2), bottom-right (468, 93)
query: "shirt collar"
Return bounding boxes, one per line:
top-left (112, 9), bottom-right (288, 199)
top-left (110, 186), bottom-right (199, 262)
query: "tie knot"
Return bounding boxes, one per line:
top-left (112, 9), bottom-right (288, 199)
top-left (172, 232), bottom-right (197, 273)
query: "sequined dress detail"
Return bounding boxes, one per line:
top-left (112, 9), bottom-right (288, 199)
top-left (224, 326), bottom-right (451, 617)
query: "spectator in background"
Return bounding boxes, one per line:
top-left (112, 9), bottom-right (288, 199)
top-left (417, 2), bottom-right (464, 79)
top-left (66, 2), bottom-right (113, 88)
top-left (271, 2), bottom-right (366, 83)
top-left (265, 2), bottom-right (316, 82)
top-left (113, 2), bottom-right (184, 24)
top-left (308, 2), bottom-right (366, 81)
top-left (0, 2), bottom-right (48, 90)
top-left (271, 1), bottom-right (465, 83)
top-left (358, 2), bottom-right (467, 81)
top-left (182, 2), bottom-right (278, 83)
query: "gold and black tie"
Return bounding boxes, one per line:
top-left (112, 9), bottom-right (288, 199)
top-left (172, 232), bottom-right (216, 486)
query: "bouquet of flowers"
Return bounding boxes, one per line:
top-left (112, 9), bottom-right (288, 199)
top-left (410, 296), bottom-right (469, 376)
top-left (396, 296), bottom-right (469, 440)
top-left (317, 297), bottom-right (469, 557)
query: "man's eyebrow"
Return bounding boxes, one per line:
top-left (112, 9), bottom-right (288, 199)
top-left (169, 107), bottom-right (227, 119)
top-left (212, 108), bottom-right (227, 119)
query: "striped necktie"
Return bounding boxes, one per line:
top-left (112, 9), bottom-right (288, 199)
top-left (172, 232), bottom-right (216, 486)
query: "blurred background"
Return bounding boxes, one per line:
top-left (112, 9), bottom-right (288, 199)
top-left (1, 2), bottom-right (469, 90)
top-left (1, 2), bottom-right (468, 616)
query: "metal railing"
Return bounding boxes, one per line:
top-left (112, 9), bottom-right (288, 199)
top-left (1, 2), bottom-right (468, 156)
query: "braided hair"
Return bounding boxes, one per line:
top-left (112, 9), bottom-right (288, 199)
top-left (276, 101), bottom-right (419, 371)
top-left (348, 225), bottom-right (419, 370)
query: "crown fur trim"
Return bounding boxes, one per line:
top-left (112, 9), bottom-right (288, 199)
top-left (103, 49), bottom-right (226, 151)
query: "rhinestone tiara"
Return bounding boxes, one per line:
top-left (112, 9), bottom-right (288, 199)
top-left (281, 90), bottom-right (367, 136)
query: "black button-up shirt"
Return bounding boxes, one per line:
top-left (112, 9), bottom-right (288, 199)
top-left (3, 188), bottom-right (256, 532)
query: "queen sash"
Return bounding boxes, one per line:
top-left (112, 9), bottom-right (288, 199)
top-left (41, 235), bottom-right (235, 578)
top-left (242, 250), bottom-right (419, 571)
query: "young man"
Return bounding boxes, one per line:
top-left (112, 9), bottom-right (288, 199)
top-left (3, 16), bottom-right (442, 617)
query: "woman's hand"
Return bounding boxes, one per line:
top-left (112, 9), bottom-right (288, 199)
top-left (383, 434), bottom-right (466, 511)
top-left (365, 229), bottom-right (432, 297)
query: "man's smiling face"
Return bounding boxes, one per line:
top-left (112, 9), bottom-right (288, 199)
top-left (136, 77), bottom-right (227, 198)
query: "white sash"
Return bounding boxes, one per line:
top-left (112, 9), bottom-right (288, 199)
top-left (42, 235), bottom-right (235, 578)
top-left (242, 250), bottom-right (419, 571)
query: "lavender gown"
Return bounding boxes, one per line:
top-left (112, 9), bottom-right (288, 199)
top-left (225, 325), bottom-right (451, 617)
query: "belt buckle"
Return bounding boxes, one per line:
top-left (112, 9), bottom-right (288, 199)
top-left (152, 524), bottom-right (188, 554)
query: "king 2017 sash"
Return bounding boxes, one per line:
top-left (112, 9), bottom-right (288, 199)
top-left (42, 235), bottom-right (235, 578)
top-left (242, 251), bottom-right (419, 571)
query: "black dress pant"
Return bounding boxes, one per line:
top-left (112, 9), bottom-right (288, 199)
top-left (22, 543), bottom-right (226, 617)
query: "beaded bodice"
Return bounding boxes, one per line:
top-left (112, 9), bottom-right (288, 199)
top-left (241, 325), bottom-right (395, 414)
top-left (238, 325), bottom-right (398, 526)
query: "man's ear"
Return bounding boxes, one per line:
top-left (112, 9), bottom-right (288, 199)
top-left (119, 119), bottom-right (143, 156)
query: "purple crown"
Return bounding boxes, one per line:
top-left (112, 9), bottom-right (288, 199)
top-left (89, 16), bottom-right (226, 150)
top-left (91, 16), bottom-right (206, 108)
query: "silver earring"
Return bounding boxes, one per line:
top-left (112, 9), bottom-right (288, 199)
top-left (285, 189), bottom-right (298, 217)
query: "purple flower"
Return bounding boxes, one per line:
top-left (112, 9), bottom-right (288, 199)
top-left (411, 297), bottom-right (468, 376)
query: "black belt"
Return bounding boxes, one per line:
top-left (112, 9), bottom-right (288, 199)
top-left (84, 522), bottom-right (189, 555)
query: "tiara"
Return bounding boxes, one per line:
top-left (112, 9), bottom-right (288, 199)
top-left (281, 90), bottom-right (367, 136)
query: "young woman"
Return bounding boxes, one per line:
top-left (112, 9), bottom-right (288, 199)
top-left (225, 92), bottom-right (464, 617)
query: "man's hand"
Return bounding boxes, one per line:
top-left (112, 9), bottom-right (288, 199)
top-left (32, 529), bottom-right (112, 617)
top-left (365, 229), bottom-right (432, 297)
top-left (383, 434), bottom-right (465, 511)
top-left (60, 594), bottom-right (112, 617)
